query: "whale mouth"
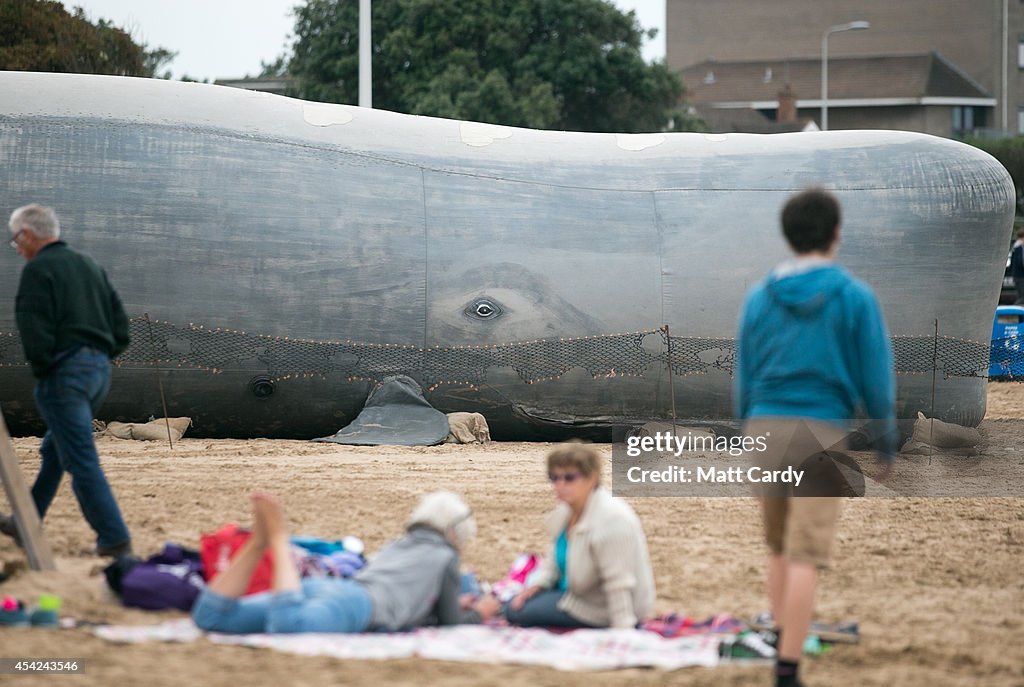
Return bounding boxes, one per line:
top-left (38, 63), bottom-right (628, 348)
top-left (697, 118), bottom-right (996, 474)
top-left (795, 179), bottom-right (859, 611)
top-left (510, 404), bottom-right (642, 430)
top-left (506, 404), bottom-right (621, 441)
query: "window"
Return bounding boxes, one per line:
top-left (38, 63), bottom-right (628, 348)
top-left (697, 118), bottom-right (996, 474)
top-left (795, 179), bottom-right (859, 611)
top-left (953, 107), bottom-right (964, 132)
top-left (1018, 108), bottom-right (1024, 134)
top-left (953, 106), bottom-right (988, 137)
top-left (1018, 36), bottom-right (1024, 68)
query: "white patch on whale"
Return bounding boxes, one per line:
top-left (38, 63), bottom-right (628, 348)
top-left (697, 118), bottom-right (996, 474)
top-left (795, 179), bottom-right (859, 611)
top-left (460, 122), bottom-right (514, 147)
top-left (615, 134), bottom-right (666, 151)
top-left (303, 102), bottom-right (354, 127)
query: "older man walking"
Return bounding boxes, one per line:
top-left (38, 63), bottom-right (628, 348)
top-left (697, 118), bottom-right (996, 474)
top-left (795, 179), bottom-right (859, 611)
top-left (1, 204), bottom-right (132, 557)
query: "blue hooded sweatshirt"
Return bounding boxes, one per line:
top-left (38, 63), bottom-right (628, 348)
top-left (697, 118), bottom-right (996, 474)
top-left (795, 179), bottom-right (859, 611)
top-left (734, 262), bottom-right (897, 459)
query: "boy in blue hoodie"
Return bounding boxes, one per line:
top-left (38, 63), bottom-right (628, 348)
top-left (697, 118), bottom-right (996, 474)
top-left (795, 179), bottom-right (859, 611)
top-left (735, 187), bottom-right (895, 687)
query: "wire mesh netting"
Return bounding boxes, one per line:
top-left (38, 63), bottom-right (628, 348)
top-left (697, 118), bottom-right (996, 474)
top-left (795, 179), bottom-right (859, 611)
top-left (0, 317), bottom-right (1019, 386)
top-left (119, 319), bottom-right (659, 390)
top-left (662, 334), bottom-right (736, 377)
top-left (890, 335), bottom-right (993, 378)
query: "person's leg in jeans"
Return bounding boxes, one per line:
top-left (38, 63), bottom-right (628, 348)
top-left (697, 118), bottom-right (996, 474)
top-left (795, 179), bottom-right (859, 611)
top-left (29, 431), bottom-right (64, 518)
top-left (503, 590), bottom-right (595, 628)
top-left (192, 588), bottom-right (274, 634)
top-left (266, 578), bottom-right (373, 633)
top-left (33, 348), bottom-right (130, 552)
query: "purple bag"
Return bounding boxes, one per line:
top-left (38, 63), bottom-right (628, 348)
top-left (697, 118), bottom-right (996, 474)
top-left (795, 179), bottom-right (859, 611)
top-left (121, 543), bottom-right (205, 611)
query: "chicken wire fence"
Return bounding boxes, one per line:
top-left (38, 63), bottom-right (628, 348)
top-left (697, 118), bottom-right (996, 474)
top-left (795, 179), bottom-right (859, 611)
top-left (0, 317), bottom-right (1016, 388)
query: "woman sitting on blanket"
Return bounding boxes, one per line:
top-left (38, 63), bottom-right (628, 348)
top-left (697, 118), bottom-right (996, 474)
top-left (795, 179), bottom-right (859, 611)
top-left (505, 442), bottom-right (656, 630)
top-left (192, 490), bottom-right (500, 634)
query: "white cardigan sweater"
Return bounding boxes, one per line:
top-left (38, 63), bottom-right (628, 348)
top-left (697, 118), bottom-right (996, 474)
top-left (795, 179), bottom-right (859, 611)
top-left (528, 487), bottom-right (656, 628)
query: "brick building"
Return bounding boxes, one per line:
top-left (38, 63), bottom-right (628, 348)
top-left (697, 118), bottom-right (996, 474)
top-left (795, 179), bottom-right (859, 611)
top-left (667, 0), bottom-right (1024, 136)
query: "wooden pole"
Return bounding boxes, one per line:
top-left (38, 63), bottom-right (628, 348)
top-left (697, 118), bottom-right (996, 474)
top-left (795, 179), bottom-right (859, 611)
top-left (662, 325), bottom-right (678, 422)
top-left (144, 313), bottom-right (175, 449)
top-left (0, 407), bottom-right (56, 571)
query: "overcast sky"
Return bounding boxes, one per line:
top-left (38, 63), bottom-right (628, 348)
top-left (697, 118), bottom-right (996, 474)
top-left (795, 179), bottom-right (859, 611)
top-left (64, 0), bottom-right (667, 82)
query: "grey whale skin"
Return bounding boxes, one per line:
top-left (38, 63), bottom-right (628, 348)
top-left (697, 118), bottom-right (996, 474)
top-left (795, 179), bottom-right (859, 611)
top-left (0, 71), bottom-right (1013, 439)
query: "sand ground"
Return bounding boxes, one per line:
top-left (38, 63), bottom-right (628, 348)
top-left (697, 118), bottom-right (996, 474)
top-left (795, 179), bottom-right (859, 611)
top-left (0, 385), bottom-right (1022, 686)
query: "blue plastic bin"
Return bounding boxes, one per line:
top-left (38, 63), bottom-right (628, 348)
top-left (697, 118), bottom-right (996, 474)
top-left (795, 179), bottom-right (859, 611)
top-left (989, 305), bottom-right (1024, 377)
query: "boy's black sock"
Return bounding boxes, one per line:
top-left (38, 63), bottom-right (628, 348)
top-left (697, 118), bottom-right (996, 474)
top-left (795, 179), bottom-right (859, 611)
top-left (775, 658), bottom-right (803, 687)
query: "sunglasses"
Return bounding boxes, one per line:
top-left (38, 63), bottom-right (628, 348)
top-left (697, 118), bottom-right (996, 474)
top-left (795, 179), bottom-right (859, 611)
top-left (548, 472), bottom-right (582, 484)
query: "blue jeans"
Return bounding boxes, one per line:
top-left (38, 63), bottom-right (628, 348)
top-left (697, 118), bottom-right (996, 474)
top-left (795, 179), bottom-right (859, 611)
top-left (192, 578), bottom-right (374, 634)
top-left (503, 590), bottom-right (596, 628)
top-left (31, 346), bottom-right (130, 551)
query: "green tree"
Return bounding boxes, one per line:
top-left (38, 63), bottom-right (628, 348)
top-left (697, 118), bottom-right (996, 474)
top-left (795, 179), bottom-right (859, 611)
top-left (0, 0), bottom-right (174, 77)
top-left (286, 0), bottom-right (696, 132)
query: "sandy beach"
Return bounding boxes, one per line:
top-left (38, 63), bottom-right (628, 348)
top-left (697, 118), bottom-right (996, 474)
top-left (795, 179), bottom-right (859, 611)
top-left (0, 383), bottom-right (1022, 686)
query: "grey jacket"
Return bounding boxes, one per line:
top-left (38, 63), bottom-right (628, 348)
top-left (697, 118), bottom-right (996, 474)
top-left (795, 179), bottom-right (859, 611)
top-left (355, 526), bottom-right (479, 631)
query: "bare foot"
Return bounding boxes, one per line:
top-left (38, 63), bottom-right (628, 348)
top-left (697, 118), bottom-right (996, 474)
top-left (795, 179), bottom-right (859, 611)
top-left (248, 493), bottom-right (269, 549)
top-left (252, 491), bottom-right (288, 542)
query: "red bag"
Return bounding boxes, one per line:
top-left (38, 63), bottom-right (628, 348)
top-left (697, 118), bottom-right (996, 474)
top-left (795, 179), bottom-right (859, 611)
top-left (199, 523), bottom-right (273, 595)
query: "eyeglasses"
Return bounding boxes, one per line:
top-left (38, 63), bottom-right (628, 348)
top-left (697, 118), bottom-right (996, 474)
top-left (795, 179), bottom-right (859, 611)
top-left (548, 472), bottom-right (582, 484)
top-left (9, 229), bottom-right (25, 249)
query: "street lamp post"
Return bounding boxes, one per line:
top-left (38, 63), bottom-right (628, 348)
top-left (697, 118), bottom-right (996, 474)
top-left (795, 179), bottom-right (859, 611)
top-left (820, 20), bottom-right (870, 131)
top-left (359, 0), bottom-right (372, 108)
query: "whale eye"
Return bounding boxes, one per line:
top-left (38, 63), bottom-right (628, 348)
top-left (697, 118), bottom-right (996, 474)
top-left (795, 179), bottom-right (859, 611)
top-left (464, 298), bottom-right (503, 320)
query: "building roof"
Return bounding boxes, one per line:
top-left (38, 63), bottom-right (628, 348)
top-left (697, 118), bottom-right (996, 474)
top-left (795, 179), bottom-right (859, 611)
top-left (692, 105), bottom-right (816, 133)
top-left (682, 52), bottom-right (994, 108)
top-left (214, 76), bottom-right (294, 96)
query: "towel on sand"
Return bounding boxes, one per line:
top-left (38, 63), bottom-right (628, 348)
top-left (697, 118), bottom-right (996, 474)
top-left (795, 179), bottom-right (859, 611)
top-left (94, 619), bottom-right (721, 671)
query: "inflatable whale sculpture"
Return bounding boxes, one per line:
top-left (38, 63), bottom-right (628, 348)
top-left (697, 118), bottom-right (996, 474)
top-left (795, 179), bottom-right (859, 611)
top-left (0, 71), bottom-right (1013, 438)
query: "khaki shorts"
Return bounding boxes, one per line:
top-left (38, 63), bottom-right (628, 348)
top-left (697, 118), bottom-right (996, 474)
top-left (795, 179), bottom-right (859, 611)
top-left (743, 418), bottom-right (858, 568)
